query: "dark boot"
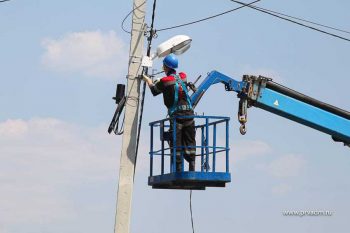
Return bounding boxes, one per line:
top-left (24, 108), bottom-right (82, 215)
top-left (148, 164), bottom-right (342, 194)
top-left (189, 160), bottom-right (195, 171)
top-left (176, 161), bottom-right (182, 172)
top-left (184, 154), bottom-right (191, 163)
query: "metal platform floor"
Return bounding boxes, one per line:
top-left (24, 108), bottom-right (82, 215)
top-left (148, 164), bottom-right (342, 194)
top-left (148, 172), bottom-right (231, 190)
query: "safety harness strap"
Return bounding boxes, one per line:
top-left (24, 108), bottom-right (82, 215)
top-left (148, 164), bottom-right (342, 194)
top-left (168, 74), bottom-right (193, 116)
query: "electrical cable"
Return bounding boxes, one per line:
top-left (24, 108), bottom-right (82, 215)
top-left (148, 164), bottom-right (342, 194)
top-left (190, 190), bottom-right (195, 233)
top-left (156, 0), bottom-right (261, 32)
top-left (151, 70), bottom-right (164, 76)
top-left (248, 4), bottom-right (350, 34)
top-left (121, 1), bottom-right (146, 34)
top-left (230, 0), bottom-right (350, 42)
top-left (0, 0), bottom-right (11, 2)
top-left (134, 0), bottom-right (157, 178)
top-left (108, 96), bottom-right (126, 135)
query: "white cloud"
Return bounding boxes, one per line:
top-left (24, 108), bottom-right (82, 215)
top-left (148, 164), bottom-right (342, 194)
top-left (0, 119), bottom-right (28, 137)
top-left (41, 30), bottom-right (127, 78)
top-left (0, 118), bottom-right (129, 226)
top-left (232, 140), bottom-right (271, 162)
top-left (264, 154), bottom-right (306, 178)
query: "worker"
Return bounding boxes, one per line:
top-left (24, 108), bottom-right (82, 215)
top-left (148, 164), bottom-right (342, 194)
top-left (142, 54), bottom-right (196, 172)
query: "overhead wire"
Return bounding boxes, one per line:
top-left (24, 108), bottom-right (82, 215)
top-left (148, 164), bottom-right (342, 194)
top-left (121, 1), bottom-right (146, 34)
top-left (152, 0), bottom-right (350, 42)
top-left (0, 0), bottom-right (11, 2)
top-left (230, 0), bottom-right (350, 42)
top-left (156, 0), bottom-right (261, 32)
top-left (247, 4), bottom-right (350, 35)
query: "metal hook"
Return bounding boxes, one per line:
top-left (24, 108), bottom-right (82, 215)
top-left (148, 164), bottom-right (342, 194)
top-left (239, 124), bottom-right (246, 135)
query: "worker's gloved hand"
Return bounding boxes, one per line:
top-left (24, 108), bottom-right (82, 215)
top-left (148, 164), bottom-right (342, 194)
top-left (153, 77), bottom-right (161, 84)
top-left (142, 74), bottom-right (150, 82)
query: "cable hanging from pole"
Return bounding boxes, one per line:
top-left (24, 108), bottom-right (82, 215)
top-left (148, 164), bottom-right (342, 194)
top-left (121, 2), bottom-right (146, 34)
top-left (190, 190), bottom-right (195, 233)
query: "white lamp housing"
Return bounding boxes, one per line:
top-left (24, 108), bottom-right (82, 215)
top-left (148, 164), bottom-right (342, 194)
top-left (153, 35), bottom-right (192, 59)
top-left (142, 35), bottom-right (192, 68)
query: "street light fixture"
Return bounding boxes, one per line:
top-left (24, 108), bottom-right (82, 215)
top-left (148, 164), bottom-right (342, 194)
top-left (142, 35), bottom-right (192, 67)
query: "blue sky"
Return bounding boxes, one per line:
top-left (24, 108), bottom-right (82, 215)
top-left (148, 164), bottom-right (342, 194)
top-left (1, 1), bottom-right (350, 233)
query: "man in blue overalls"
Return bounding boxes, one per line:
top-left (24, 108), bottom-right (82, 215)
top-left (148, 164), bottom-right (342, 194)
top-left (143, 54), bottom-right (196, 172)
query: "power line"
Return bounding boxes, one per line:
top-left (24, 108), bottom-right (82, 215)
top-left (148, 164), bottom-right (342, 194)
top-left (231, 0), bottom-right (350, 42)
top-left (156, 0), bottom-right (261, 32)
top-left (250, 4), bottom-right (350, 34)
top-left (121, 2), bottom-right (146, 34)
top-left (0, 0), bottom-right (12, 2)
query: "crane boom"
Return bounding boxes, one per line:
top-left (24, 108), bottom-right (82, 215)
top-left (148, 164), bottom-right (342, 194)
top-left (190, 70), bottom-right (350, 146)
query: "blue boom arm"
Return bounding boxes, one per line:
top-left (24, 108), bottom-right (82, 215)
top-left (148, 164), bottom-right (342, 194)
top-left (191, 71), bottom-right (245, 108)
top-left (190, 70), bottom-right (350, 146)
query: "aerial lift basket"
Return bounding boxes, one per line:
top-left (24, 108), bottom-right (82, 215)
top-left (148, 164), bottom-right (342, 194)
top-left (148, 115), bottom-right (231, 190)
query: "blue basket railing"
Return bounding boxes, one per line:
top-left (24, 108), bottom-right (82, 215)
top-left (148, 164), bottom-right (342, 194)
top-left (149, 115), bottom-right (230, 176)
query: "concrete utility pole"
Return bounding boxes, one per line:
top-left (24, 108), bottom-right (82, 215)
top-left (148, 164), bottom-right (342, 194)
top-left (114, 0), bottom-right (146, 233)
